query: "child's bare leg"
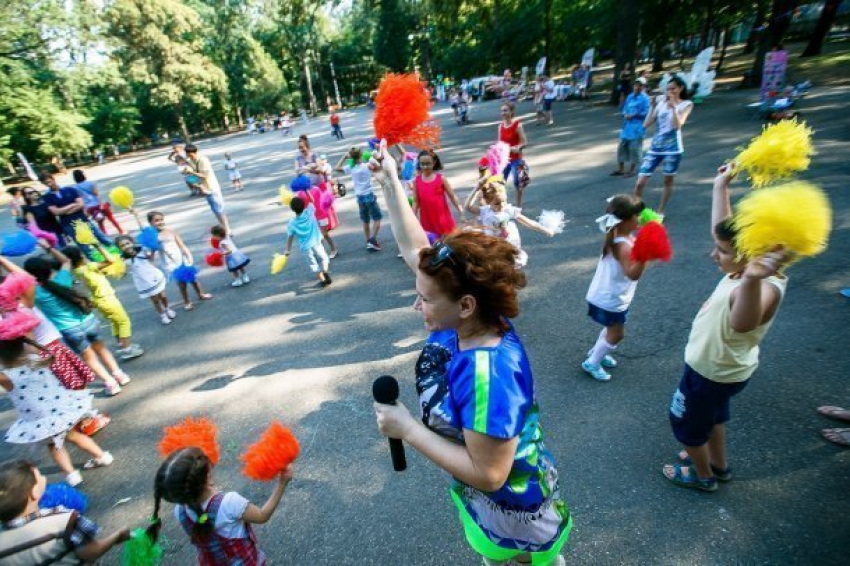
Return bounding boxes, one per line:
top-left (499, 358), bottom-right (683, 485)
top-left (683, 444), bottom-right (713, 479)
top-left (66, 429), bottom-right (105, 459)
top-left (371, 220), bottom-right (381, 240)
top-left (322, 228), bottom-right (337, 253)
top-left (191, 281), bottom-right (211, 299)
top-left (90, 341), bottom-right (120, 374)
top-left (159, 292), bottom-right (170, 309)
top-left (177, 282), bottom-right (190, 305)
top-left (633, 175), bottom-right (649, 198)
top-left (706, 423), bottom-right (728, 470)
top-left (48, 444), bottom-right (77, 475)
top-left (80, 347), bottom-right (116, 385)
top-left (606, 324), bottom-right (625, 345)
top-left (118, 337), bottom-right (131, 349)
top-left (149, 296), bottom-right (164, 314)
top-left (362, 223), bottom-right (370, 242)
top-left (658, 175), bottom-right (675, 214)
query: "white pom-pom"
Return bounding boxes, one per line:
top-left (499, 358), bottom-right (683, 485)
top-left (537, 209), bottom-right (567, 234)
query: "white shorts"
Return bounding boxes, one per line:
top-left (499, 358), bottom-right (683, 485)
top-left (303, 243), bottom-right (329, 273)
top-left (228, 171), bottom-right (242, 181)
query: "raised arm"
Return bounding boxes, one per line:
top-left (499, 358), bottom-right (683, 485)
top-left (464, 186), bottom-right (482, 217)
top-left (241, 467), bottom-right (293, 524)
top-left (515, 213), bottom-right (555, 237)
top-left (643, 98), bottom-right (659, 128)
top-left (41, 242), bottom-right (72, 271)
top-left (370, 141), bottom-right (430, 272)
top-left (712, 164), bottom-right (735, 235)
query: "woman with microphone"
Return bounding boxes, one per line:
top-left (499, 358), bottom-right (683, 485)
top-left (370, 141), bottom-right (571, 565)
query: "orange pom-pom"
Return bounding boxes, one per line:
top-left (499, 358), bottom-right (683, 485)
top-left (374, 73), bottom-right (440, 149)
top-left (631, 221), bottom-right (672, 263)
top-left (158, 417), bottom-right (220, 465)
top-left (241, 421), bottom-right (300, 481)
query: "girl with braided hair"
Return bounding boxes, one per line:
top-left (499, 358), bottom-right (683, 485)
top-left (147, 447), bottom-right (292, 565)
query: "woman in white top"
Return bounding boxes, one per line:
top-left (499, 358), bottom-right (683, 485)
top-left (582, 195), bottom-right (651, 382)
top-left (633, 76), bottom-right (694, 216)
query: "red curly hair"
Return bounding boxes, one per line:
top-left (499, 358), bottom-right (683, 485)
top-left (418, 232), bottom-right (526, 329)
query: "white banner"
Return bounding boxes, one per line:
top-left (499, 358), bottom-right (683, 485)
top-left (17, 153), bottom-right (37, 181)
top-left (535, 57), bottom-right (547, 76)
top-left (581, 48), bottom-right (595, 68)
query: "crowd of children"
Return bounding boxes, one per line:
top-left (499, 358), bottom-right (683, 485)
top-left (0, 97), bottom-right (834, 564)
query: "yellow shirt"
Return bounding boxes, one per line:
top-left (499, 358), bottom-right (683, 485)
top-left (74, 264), bottom-right (116, 302)
top-left (685, 274), bottom-right (787, 384)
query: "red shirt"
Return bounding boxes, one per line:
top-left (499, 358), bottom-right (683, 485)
top-left (330, 114), bottom-right (340, 125)
top-left (499, 119), bottom-right (522, 161)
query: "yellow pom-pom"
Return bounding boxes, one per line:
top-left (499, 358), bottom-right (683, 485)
top-left (279, 186), bottom-right (294, 206)
top-left (109, 186), bottom-right (134, 209)
top-left (734, 120), bottom-right (815, 188)
top-left (732, 181), bottom-right (831, 262)
top-left (73, 221), bottom-right (97, 245)
top-left (271, 253), bottom-right (288, 275)
top-left (101, 253), bottom-right (126, 279)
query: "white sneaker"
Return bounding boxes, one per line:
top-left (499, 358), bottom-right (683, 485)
top-left (231, 279), bottom-right (244, 287)
top-left (161, 313), bottom-right (172, 325)
top-left (166, 309), bottom-right (176, 319)
top-left (66, 470), bottom-right (83, 487)
top-left (241, 274), bottom-right (251, 284)
top-left (581, 359), bottom-right (611, 382)
top-left (113, 372), bottom-right (131, 386)
top-left (119, 344), bottom-right (144, 360)
top-left (84, 451), bottom-right (114, 469)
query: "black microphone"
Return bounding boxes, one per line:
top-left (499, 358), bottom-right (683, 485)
top-left (372, 375), bottom-right (407, 472)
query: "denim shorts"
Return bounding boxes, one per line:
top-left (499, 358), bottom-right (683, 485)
top-left (357, 194), bottom-right (382, 223)
top-left (638, 152), bottom-right (682, 177)
top-left (669, 364), bottom-right (749, 446)
top-left (617, 138), bottom-right (643, 165)
top-left (587, 302), bottom-right (628, 327)
top-left (61, 315), bottom-right (102, 354)
top-left (206, 194), bottom-right (225, 215)
top-left (543, 98), bottom-right (554, 111)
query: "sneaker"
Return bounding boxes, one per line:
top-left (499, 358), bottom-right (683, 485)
top-left (657, 213), bottom-right (665, 223)
top-left (581, 360), bottom-right (611, 382)
top-left (329, 250), bottom-right (338, 259)
top-left (83, 451), bottom-right (114, 470)
top-left (366, 240), bottom-right (378, 251)
top-left (119, 344), bottom-right (144, 361)
top-left (586, 350), bottom-right (618, 369)
top-left (231, 279), bottom-right (244, 287)
top-left (113, 372), bottom-right (131, 386)
top-left (370, 239), bottom-right (383, 251)
top-left (323, 272), bottom-right (332, 285)
top-left (166, 308), bottom-right (176, 319)
top-left (105, 380), bottom-right (122, 396)
top-left (241, 274), bottom-right (251, 284)
top-left (161, 313), bottom-right (172, 325)
top-left (66, 470), bottom-right (83, 487)
top-left (78, 414), bottom-right (111, 436)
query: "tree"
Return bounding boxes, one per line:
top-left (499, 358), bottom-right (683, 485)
top-left (801, 0), bottom-right (841, 57)
top-left (374, 0), bottom-right (412, 72)
top-left (610, 0), bottom-right (641, 104)
top-left (744, 0), bottom-right (799, 88)
top-left (105, 0), bottom-right (227, 141)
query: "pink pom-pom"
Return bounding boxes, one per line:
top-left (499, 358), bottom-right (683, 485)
top-left (0, 272), bottom-right (37, 312)
top-left (487, 142), bottom-right (510, 176)
top-left (26, 224), bottom-right (58, 247)
top-left (0, 310), bottom-right (40, 340)
top-left (630, 221), bottom-right (673, 263)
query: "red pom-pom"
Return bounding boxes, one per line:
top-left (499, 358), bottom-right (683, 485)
top-left (205, 251), bottom-right (224, 267)
top-left (158, 417), bottom-right (220, 465)
top-left (210, 237), bottom-right (221, 249)
top-left (241, 421), bottom-right (300, 481)
top-left (631, 221), bottom-right (673, 263)
top-left (374, 73), bottom-right (440, 149)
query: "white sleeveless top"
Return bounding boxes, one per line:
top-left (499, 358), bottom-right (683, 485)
top-left (585, 236), bottom-right (637, 312)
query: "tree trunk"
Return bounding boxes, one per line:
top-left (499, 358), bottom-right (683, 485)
top-left (744, 0), bottom-right (768, 54)
top-left (610, 0), bottom-right (641, 104)
top-left (700, 0), bottom-right (715, 50)
top-left (745, 0), bottom-right (799, 87)
top-left (652, 36), bottom-right (665, 72)
top-left (801, 0), bottom-right (840, 57)
top-left (716, 24), bottom-right (732, 74)
top-left (303, 57), bottom-right (318, 115)
top-left (176, 104), bottom-right (191, 142)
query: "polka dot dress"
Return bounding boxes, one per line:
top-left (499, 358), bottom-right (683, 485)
top-left (4, 364), bottom-right (93, 449)
top-left (39, 339), bottom-right (95, 391)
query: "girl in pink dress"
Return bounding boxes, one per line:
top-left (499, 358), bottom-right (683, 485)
top-left (409, 150), bottom-right (465, 238)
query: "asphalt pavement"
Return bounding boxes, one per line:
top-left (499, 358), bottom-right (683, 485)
top-left (1, 85), bottom-right (848, 565)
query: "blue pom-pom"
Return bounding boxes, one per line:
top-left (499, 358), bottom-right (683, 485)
top-left (290, 175), bottom-right (311, 192)
top-left (138, 227), bottom-right (160, 251)
top-left (172, 264), bottom-right (198, 284)
top-left (426, 232), bottom-right (439, 245)
top-left (1, 230), bottom-right (38, 257)
top-left (367, 137), bottom-right (379, 150)
top-left (39, 483), bottom-right (88, 512)
top-left (402, 159), bottom-right (415, 182)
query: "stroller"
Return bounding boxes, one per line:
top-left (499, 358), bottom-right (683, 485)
top-left (456, 100), bottom-right (469, 126)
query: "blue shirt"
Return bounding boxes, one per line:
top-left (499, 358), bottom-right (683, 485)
top-left (34, 269), bottom-right (94, 332)
top-left (74, 180), bottom-right (100, 208)
top-left (42, 188), bottom-right (86, 228)
top-left (620, 92), bottom-right (650, 140)
top-left (287, 204), bottom-right (322, 251)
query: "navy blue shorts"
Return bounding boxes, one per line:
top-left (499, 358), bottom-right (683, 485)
top-left (587, 302), bottom-right (628, 327)
top-left (669, 364), bottom-right (748, 447)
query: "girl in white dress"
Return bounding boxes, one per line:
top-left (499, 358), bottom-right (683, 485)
top-left (115, 235), bottom-right (175, 326)
top-left (147, 211), bottom-right (213, 311)
top-left (223, 152), bottom-right (244, 191)
top-left (0, 311), bottom-right (113, 487)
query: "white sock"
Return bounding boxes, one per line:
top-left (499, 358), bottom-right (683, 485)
top-left (588, 329), bottom-right (617, 367)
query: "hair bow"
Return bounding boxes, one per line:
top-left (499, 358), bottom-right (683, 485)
top-left (595, 213), bottom-right (622, 233)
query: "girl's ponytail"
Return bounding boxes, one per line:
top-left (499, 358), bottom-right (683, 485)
top-left (145, 488), bottom-right (163, 543)
top-left (150, 447), bottom-right (213, 541)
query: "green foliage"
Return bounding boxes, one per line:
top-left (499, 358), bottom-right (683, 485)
top-left (374, 0), bottom-right (412, 72)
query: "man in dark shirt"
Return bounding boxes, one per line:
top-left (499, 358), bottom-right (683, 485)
top-left (38, 172), bottom-right (112, 247)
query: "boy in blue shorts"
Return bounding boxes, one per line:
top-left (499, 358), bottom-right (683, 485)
top-left (662, 164), bottom-right (789, 492)
top-left (336, 148), bottom-right (383, 251)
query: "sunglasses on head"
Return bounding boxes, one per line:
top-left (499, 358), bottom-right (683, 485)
top-left (429, 240), bottom-right (473, 288)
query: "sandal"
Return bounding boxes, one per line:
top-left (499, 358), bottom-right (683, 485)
top-left (821, 428), bottom-right (850, 447)
top-left (184, 302), bottom-right (195, 311)
top-left (816, 406), bottom-right (850, 423)
top-left (677, 450), bottom-right (733, 481)
top-left (83, 451), bottom-right (114, 470)
top-left (662, 463), bottom-right (717, 492)
top-left (199, 293), bottom-right (213, 300)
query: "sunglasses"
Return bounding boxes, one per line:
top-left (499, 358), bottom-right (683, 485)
top-left (429, 240), bottom-right (472, 288)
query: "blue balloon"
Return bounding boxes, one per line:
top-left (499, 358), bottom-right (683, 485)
top-left (172, 264), bottom-right (198, 284)
top-left (290, 175), bottom-right (311, 192)
top-left (138, 227), bottom-right (160, 251)
top-left (39, 483), bottom-right (88, 512)
top-left (1, 230), bottom-right (38, 257)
